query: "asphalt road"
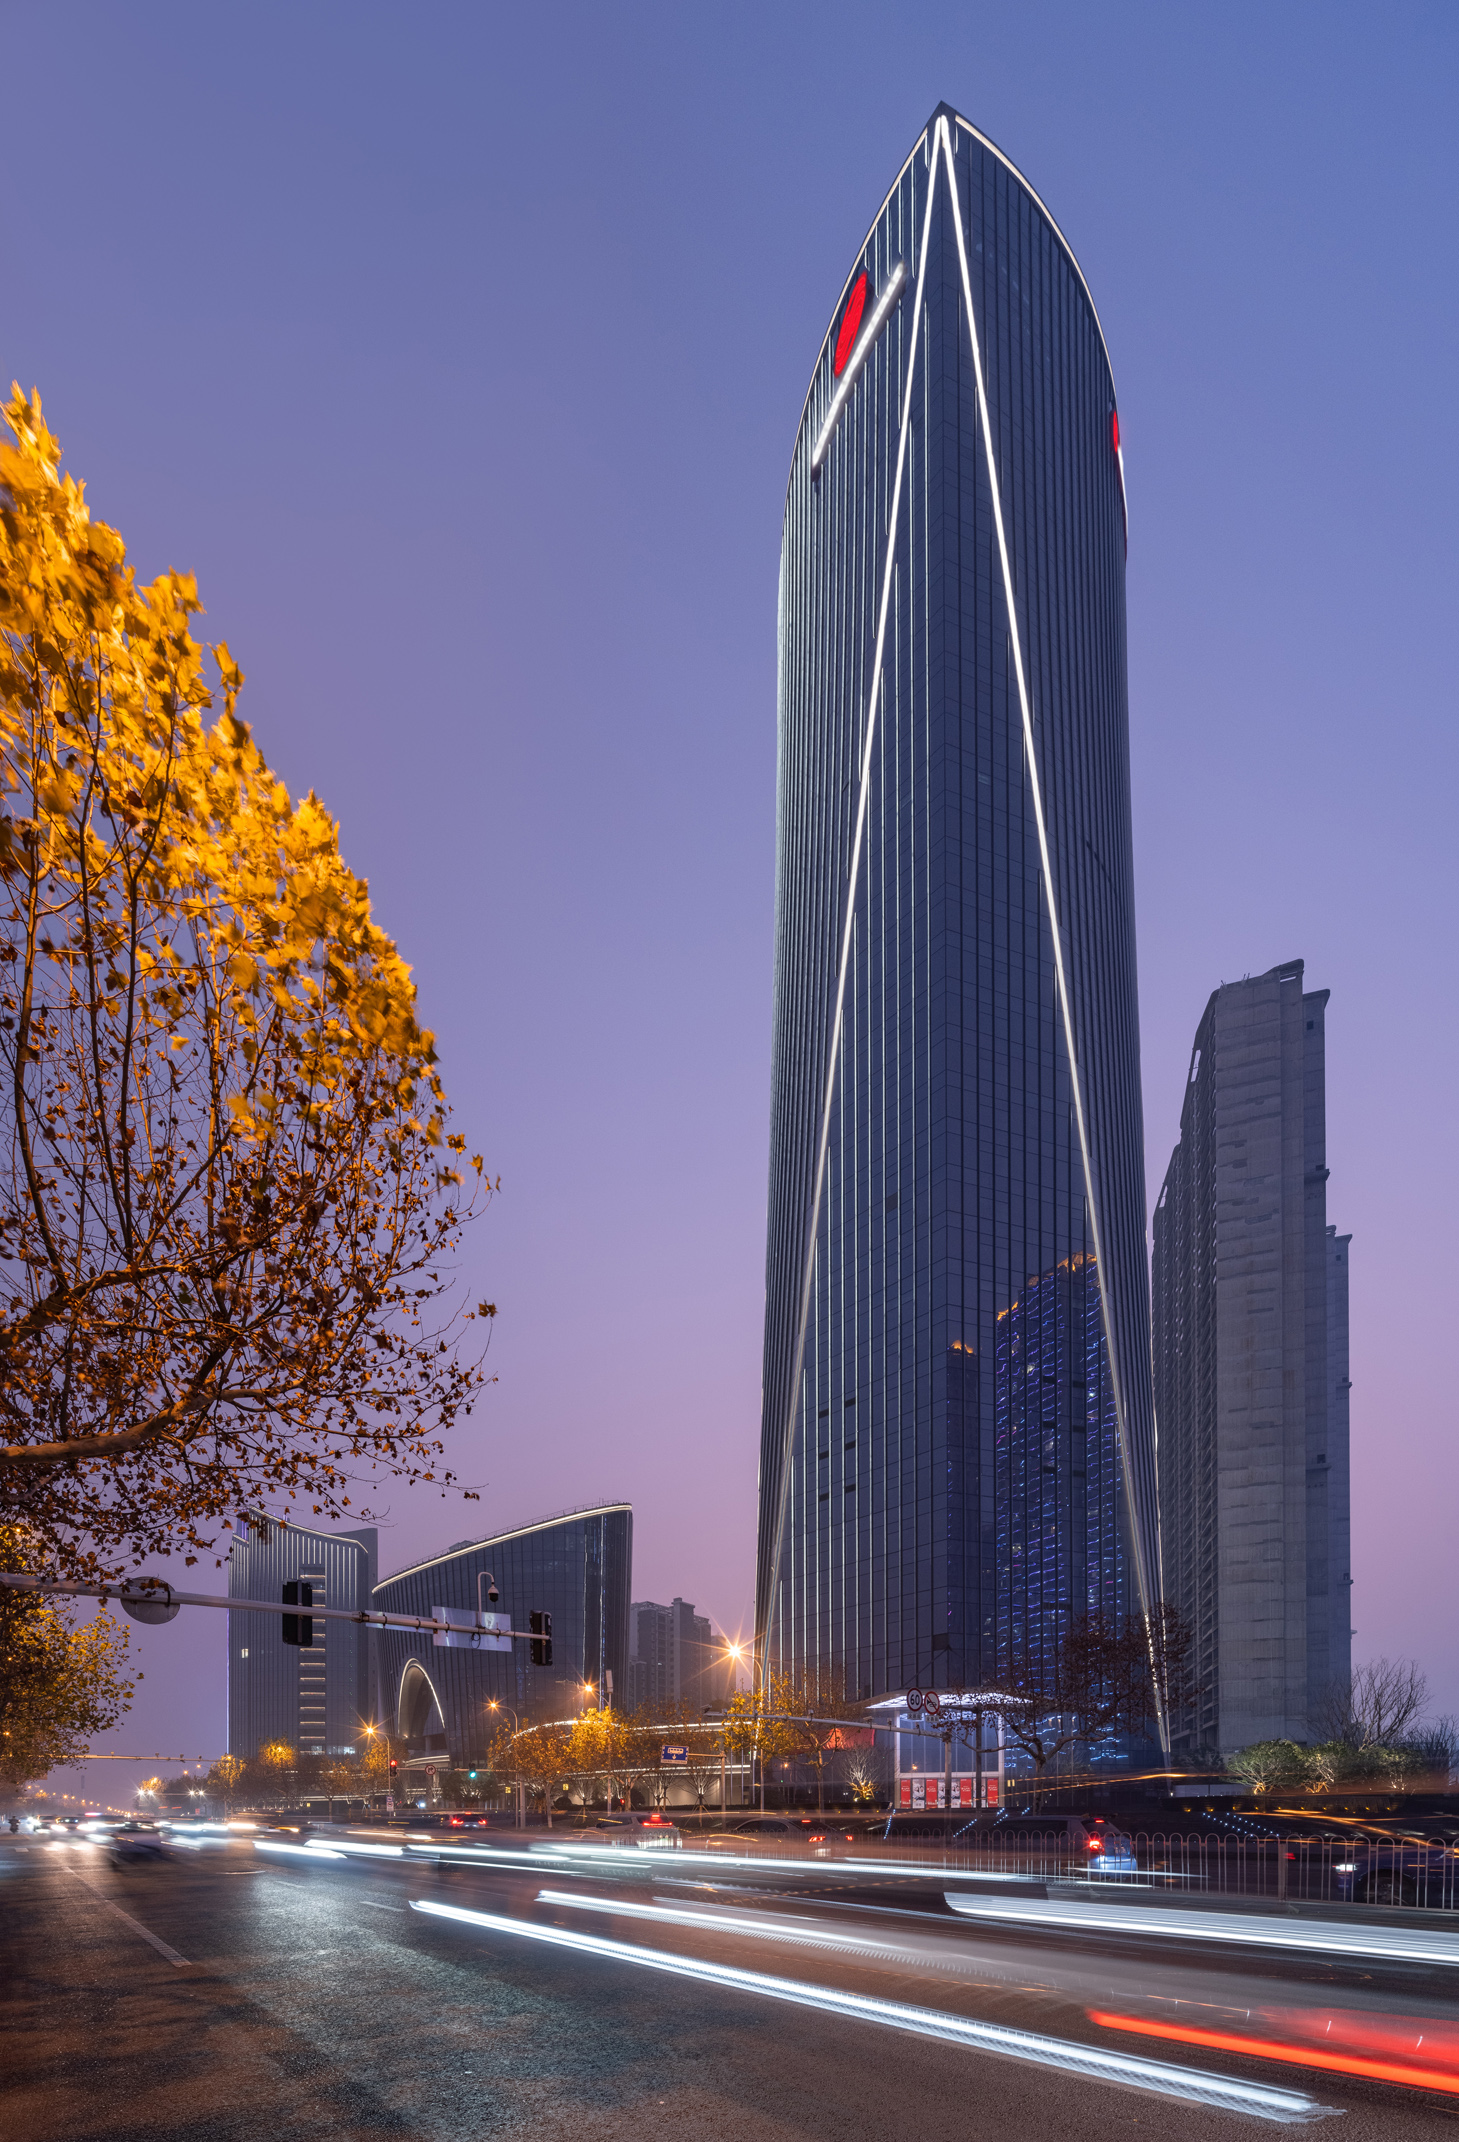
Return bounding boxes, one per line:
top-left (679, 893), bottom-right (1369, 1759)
top-left (4, 1830), bottom-right (1459, 2140)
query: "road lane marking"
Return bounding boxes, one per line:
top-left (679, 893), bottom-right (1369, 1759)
top-left (65, 1871), bottom-right (190, 1966)
top-left (409, 1897), bottom-right (1335, 2124)
top-left (944, 1894), bottom-right (1459, 1966)
top-left (362, 1899), bottom-right (406, 1911)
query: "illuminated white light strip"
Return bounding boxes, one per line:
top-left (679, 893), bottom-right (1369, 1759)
top-left (410, 1898), bottom-right (1329, 2122)
top-left (763, 151), bottom-right (941, 1657)
top-left (934, 116), bottom-right (1160, 1678)
top-left (943, 1893), bottom-right (1459, 1966)
top-left (790, 113), bottom-right (1124, 509)
top-left (950, 114), bottom-right (1117, 398)
top-left (254, 1840), bottom-right (345, 1861)
top-left (810, 260), bottom-right (908, 470)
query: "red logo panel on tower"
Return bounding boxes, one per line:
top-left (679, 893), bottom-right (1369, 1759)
top-left (833, 274), bottom-right (869, 376)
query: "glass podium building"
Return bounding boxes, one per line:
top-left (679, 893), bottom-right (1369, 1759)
top-left (756, 106), bottom-right (1158, 1699)
top-left (373, 1503), bottom-right (632, 1771)
top-left (227, 1516), bottom-right (377, 1760)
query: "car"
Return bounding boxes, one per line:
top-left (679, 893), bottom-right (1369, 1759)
top-left (804, 1823), bottom-right (859, 1845)
top-left (1333, 1835), bottom-right (1459, 1909)
top-left (109, 1822), bottom-right (169, 1866)
top-left (588, 1814), bottom-right (683, 1850)
top-left (1082, 1824), bottom-right (1139, 1875)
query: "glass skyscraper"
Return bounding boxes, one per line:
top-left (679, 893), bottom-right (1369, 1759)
top-left (756, 105), bottom-right (1158, 1700)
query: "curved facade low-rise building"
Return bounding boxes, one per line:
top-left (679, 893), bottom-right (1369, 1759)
top-left (373, 1503), bottom-right (632, 1771)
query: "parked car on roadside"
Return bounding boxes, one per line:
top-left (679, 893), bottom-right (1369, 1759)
top-left (1333, 1834), bottom-right (1459, 1909)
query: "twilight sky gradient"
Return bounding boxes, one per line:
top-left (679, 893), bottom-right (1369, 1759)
top-left (5, 0), bottom-right (1455, 1806)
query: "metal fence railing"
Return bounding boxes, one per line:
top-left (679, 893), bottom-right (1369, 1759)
top-left (863, 1826), bottom-right (1459, 1909)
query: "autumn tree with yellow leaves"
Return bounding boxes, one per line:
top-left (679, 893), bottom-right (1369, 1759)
top-left (0, 1522), bottom-right (134, 1786)
top-left (0, 390), bottom-right (492, 1578)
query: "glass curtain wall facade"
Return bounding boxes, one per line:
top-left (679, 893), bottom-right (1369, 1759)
top-left (372, 1505), bottom-right (632, 1769)
top-left (227, 1518), bottom-right (377, 1760)
top-left (756, 105), bottom-right (1157, 1700)
top-left (994, 1253), bottom-right (1123, 1684)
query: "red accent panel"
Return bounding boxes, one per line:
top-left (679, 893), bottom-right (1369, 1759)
top-left (1111, 410), bottom-right (1121, 452)
top-left (833, 274), bottom-right (869, 376)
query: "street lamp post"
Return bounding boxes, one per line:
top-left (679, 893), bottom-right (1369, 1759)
top-left (487, 1701), bottom-right (523, 1828)
top-left (735, 1638), bottom-right (773, 1816)
top-left (723, 1642), bottom-right (746, 1814)
top-left (361, 1721), bottom-right (392, 1814)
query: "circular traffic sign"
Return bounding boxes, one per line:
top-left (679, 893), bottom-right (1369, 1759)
top-left (905, 1688), bottom-right (923, 1714)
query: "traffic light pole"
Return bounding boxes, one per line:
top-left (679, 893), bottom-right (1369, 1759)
top-left (0, 1572), bottom-right (535, 1642)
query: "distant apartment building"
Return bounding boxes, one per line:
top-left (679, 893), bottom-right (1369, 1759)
top-left (1152, 960), bottom-right (1352, 1757)
top-left (626, 1598), bottom-right (732, 1714)
top-left (228, 1517), bottom-right (377, 1760)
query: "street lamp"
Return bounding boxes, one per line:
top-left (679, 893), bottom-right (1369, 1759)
top-left (487, 1700), bottom-right (523, 1829)
top-left (732, 1639), bottom-right (774, 1814)
top-left (720, 1643), bottom-right (748, 1814)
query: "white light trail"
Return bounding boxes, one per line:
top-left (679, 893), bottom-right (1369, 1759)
top-left (404, 1838), bottom-right (1042, 1883)
top-left (536, 1887), bottom-right (925, 1965)
top-left (406, 1842), bottom-right (587, 1870)
top-left (254, 1840), bottom-right (345, 1861)
top-left (410, 1898), bottom-right (1332, 2122)
top-left (810, 260), bottom-right (908, 470)
top-left (943, 1894), bottom-right (1459, 1966)
top-left (307, 1839), bottom-right (404, 1860)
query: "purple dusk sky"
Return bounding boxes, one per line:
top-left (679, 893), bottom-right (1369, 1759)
top-left (5, 1), bottom-right (1456, 1802)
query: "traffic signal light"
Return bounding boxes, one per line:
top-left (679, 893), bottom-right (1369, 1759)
top-left (468, 1770), bottom-right (477, 1781)
top-left (389, 1758), bottom-right (398, 1773)
top-left (282, 1581), bottom-right (313, 1646)
top-left (529, 1610), bottom-right (553, 1666)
